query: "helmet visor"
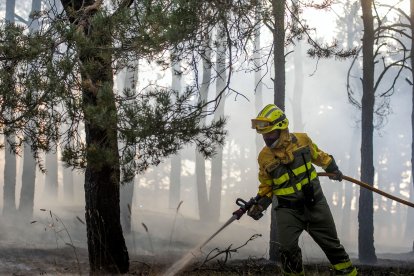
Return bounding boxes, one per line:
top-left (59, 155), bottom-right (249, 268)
top-left (251, 118), bottom-right (273, 130)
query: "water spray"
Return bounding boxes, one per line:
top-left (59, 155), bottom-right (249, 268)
top-left (162, 172), bottom-right (414, 276)
top-left (161, 194), bottom-right (262, 276)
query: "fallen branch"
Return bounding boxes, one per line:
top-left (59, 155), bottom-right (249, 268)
top-left (198, 234), bottom-right (262, 268)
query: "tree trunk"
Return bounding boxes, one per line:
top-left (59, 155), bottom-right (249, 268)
top-left (60, 0), bottom-right (129, 273)
top-left (82, 62), bottom-right (129, 274)
top-left (209, 26), bottom-right (227, 222)
top-left (3, 0), bottom-right (17, 217)
top-left (19, 142), bottom-right (37, 218)
top-left (406, 0), bottom-right (414, 244)
top-left (269, 0), bottom-right (285, 262)
top-left (120, 181), bottom-right (134, 235)
top-left (169, 59), bottom-right (182, 209)
top-left (340, 127), bottom-right (359, 241)
top-left (120, 60), bottom-right (139, 234)
top-left (62, 164), bottom-right (74, 202)
top-left (44, 152), bottom-right (58, 199)
top-left (19, 0), bottom-right (45, 218)
top-left (358, 0), bottom-right (377, 263)
top-left (292, 0), bottom-right (304, 132)
top-left (254, 5), bottom-right (264, 158)
top-left (196, 34), bottom-right (211, 221)
top-left (272, 0), bottom-right (286, 110)
top-left (292, 42), bottom-right (304, 132)
top-left (340, 0), bottom-right (360, 241)
top-left (169, 154), bottom-right (181, 209)
top-left (3, 143), bottom-right (16, 216)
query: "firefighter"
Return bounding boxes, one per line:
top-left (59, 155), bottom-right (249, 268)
top-left (248, 104), bottom-right (357, 276)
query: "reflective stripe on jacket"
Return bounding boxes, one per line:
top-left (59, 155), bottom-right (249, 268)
top-left (257, 132), bottom-right (332, 200)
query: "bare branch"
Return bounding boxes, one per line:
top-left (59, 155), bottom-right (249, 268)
top-left (198, 234), bottom-right (262, 268)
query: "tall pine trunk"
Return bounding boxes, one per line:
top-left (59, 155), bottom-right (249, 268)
top-left (209, 26), bottom-right (227, 222)
top-left (20, 0), bottom-right (47, 218)
top-left (61, 0), bottom-right (129, 272)
top-left (81, 52), bottom-right (129, 274)
top-left (358, 0), bottom-right (377, 263)
top-left (340, 127), bottom-right (359, 241)
top-left (272, 0), bottom-right (286, 110)
top-left (62, 164), bottom-right (74, 202)
top-left (254, 5), bottom-right (263, 158)
top-left (292, 0), bottom-right (304, 132)
top-left (44, 152), bottom-right (58, 199)
top-left (340, 2), bottom-right (360, 240)
top-left (3, 0), bottom-right (17, 217)
top-left (120, 60), bottom-right (139, 234)
top-left (196, 34), bottom-right (211, 221)
top-left (169, 59), bottom-right (182, 209)
top-left (406, 0), bottom-right (414, 245)
top-left (269, 0), bottom-right (285, 262)
top-left (292, 42), bottom-right (304, 132)
top-left (20, 141), bottom-right (36, 218)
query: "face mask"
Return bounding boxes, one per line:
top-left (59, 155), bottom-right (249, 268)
top-left (264, 137), bottom-right (279, 148)
top-left (263, 129), bottom-right (281, 148)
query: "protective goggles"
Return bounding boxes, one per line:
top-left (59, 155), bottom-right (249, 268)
top-left (251, 114), bottom-right (286, 130)
top-left (251, 118), bottom-right (275, 130)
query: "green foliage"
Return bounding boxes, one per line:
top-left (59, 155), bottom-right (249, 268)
top-left (0, 0), bottom-right (249, 177)
top-left (118, 86), bottom-right (226, 182)
top-left (0, 21), bottom-right (74, 153)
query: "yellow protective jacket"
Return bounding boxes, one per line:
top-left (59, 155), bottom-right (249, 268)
top-left (257, 130), bottom-right (333, 202)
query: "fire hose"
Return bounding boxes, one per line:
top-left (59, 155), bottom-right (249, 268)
top-left (199, 172), bottom-right (414, 250)
top-left (232, 172), bottom-right (414, 220)
top-left (166, 172), bottom-right (414, 276)
top-left (318, 172), bottom-right (414, 208)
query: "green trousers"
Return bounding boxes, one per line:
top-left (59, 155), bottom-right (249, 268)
top-left (275, 197), bottom-right (357, 276)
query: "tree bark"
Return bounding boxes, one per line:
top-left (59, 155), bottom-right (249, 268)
top-left (62, 164), bottom-right (74, 202)
top-left (60, 0), bottom-right (129, 272)
top-left (269, 0), bottom-right (285, 262)
top-left (340, 0), bottom-right (360, 241)
top-left (169, 59), bottom-right (182, 209)
top-left (272, 0), bottom-right (286, 110)
top-left (254, 5), bottom-right (264, 159)
top-left (19, 143), bottom-right (37, 218)
top-left (44, 152), bottom-right (58, 199)
top-left (196, 34), bottom-right (211, 221)
top-left (3, 0), bottom-right (17, 217)
top-left (120, 60), bottom-right (139, 234)
top-left (406, 0), bottom-right (414, 244)
top-left (358, 0), bottom-right (377, 263)
top-left (292, 0), bottom-right (304, 132)
top-left (209, 26), bottom-right (227, 222)
top-left (3, 143), bottom-right (16, 216)
top-left (292, 42), bottom-right (304, 131)
top-left (340, 127), bottom-right (359, 241)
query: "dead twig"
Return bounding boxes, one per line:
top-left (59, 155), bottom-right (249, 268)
top-left (198, 234), bottom-right (262, 268)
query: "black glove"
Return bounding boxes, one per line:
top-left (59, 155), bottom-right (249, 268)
top-left (325, 155), bottom-right (343, 182)
top-left (232, 208), bottom-right (245, 220)
top-left (247, 196), bottom-right (272, 220)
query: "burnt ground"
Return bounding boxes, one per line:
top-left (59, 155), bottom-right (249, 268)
top-left (1, 210), bottom-right (414, 275)
top-left (132, 252), bottom-right (414, 276)
top-left (1, 243), bottom-right (413, 275)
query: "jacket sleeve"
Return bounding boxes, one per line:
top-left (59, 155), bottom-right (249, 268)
top-left (256, 149), bottom-right (279, 197)
top-left (257, 167), bottom-right (273, 197)
top-left (306, 135), bottom-right (333, 169)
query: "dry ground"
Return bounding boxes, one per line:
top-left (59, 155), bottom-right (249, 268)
top-left (1, 242), bottom-right (413, 275)
top-left (1, 209), bottom-right (414, 275)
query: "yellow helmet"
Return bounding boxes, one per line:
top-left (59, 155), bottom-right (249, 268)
top-left (251, 104), bottom-right (289, 134)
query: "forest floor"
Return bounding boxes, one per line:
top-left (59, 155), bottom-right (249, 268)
top-left (1, 208), bottom-right (414, 275)
top-left (0, 243), bottom-right (414, 275)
